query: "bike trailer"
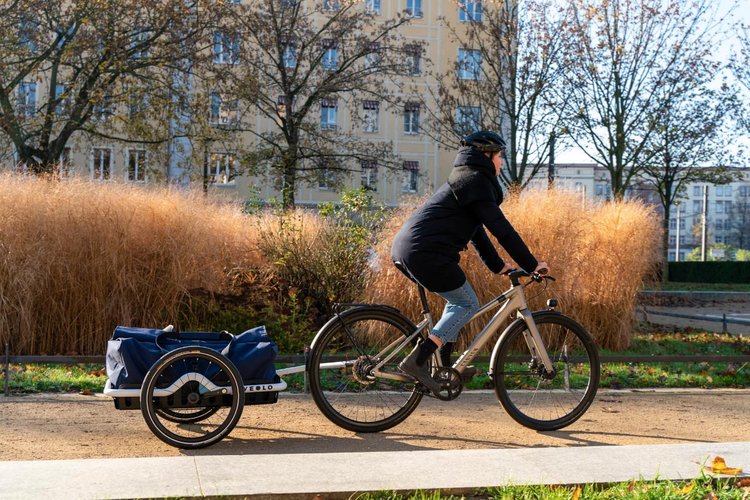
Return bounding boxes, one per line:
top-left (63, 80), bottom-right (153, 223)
top-left (107, 325), bottom-right (278, 387)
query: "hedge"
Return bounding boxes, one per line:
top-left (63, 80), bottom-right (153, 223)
top-left (668, 262), bottom-right (750, 284)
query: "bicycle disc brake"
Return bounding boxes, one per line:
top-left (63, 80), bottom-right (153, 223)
top-left (433, 367), bottom-right (463, 401)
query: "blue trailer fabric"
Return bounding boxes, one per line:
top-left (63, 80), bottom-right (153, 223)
top-left (106, 326), bottom-right (277, 389)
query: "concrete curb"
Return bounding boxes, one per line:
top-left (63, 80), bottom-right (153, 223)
top-left (1, 441), bottom-right (748, 499)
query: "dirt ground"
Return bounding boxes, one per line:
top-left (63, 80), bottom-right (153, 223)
top-left (1, 389), bottom-right (749, 461)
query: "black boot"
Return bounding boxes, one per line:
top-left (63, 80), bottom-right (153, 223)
top-left (440, 342), bottom-right (454, 367)
top-left (399, 338), bottom-right (441, 393)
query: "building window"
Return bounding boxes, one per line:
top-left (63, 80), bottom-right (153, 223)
top-left (363, 100), bottom-right (380, 133)
top-left (57, 147), bottom-right (72, 179)
top-left (693, 185), bottom-right (702, 197)
top-left (322, 40), bottom-right (339, 70)
top-left (18, 19), bottom-right (39, 52)
top-left (320, 98), bottom-right (337, 130)
top-left (458, 48), bottom-right (481, 80)
top-left (361, 160), bottom-right (378, 191)
top-left (693, 200), bottom-right (702, 215)
top-left (404, 44), bottom-right (421, 75)
top-left (209, 152), bottom-right (236, 185)
top-left (92, 93), bottom-right (114, 123)
top-left (127, 149), bottom-right (147, 183)
top-left (209, 92), bottom-right (239, 126)
top-left (130, 30), bottom-right (151, 59)
top-left (404, 103), bottom-right (420, 134)
top-left (323, 0), bottom-right (341, 11)
top-left (405, 0), bottom-right (422, 17)
top-left (317, 162), bottom-right (336, 190)
top-left (739, 185), bottom-right (749, 197)
top-left (17, 81), bottom-right (37, 117)
top-left (669, 235), bottom-right (676, 245)
top-left (668, 251), bottom-right (675, 261)
top-left (459, 0), bottom-right (482, 22)
top-left (54, 83), bottom-right (72, 116)
top-left (669, 218), bottom-right (676, 230)
top-left (277, 95), bottom-right (291, 125)
top-left (128, 90), bottom-right (149, 118)
top-left (213, 31), bottom-right (240, 64)
top-left (715, 200), bottom-right (731, 214)
top-left (283, 44), bottom-right (297, 68)
top-left (725, 219), bottom-right (732, 231)
top-left (365, 42), bottom-right (382, 69)
top-left (91, 148), bottom-right (112, 180)
top-left (455, 106), bottom-right (481, 134)
top-left (402, 161), bottom-right (419, 193)
top-left (365, 0), bottom-right (381, 14)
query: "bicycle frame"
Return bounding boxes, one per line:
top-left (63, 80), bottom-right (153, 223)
top-left (370, 280), bottom-right (554, 383)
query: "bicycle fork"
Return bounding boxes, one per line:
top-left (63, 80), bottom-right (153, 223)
top-left (517, 308), bottom-right (555, 376)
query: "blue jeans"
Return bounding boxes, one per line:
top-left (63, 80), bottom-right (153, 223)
top-left (431, 280), bottom-right (480, 344)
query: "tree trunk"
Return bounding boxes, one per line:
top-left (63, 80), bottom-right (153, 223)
top-left (282, 167), bottom-right (296, 209)
top-left (661, 211), bottom-right (670, 282)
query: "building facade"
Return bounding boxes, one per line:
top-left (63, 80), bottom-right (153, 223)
top-left (2, 0), bottom-right (497, 208)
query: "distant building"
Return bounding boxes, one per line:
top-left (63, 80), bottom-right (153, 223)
top-left (538, 164), bottom-right (750, 260)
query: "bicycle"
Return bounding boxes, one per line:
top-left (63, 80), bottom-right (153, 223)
top-left (307, 267), bottom-right (600, 433)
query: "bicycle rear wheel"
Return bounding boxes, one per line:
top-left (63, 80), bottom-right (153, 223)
top-left (308, 306), bottom-right (423, 433)
top-left (492, 312), bottom-right (599, 431)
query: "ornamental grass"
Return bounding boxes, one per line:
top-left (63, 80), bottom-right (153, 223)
top-left (0, 173), bottom-right (260, 355)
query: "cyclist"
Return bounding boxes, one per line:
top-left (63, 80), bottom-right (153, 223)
top-left (391, 131), bottom-right (549, 394)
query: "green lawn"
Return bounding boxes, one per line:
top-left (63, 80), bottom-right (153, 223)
top-left (354, 474), bottom-right (750, 499)
top-left (3, 332), bottom-right (748, 394)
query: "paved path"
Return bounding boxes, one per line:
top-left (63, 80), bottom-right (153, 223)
top-left (0, 442), bottom-right (748, 499)
top-left (1, 390), bottom-right (750, 498)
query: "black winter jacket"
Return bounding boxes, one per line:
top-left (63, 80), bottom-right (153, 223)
top-left (391, 147), bottom-right (538, 292)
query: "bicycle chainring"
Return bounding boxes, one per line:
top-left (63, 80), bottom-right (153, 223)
top-left (433, 367), bottom-right (463, 401)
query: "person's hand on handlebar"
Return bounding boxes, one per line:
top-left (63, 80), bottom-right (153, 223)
top-left (535, 262), bottom-right (550, 276)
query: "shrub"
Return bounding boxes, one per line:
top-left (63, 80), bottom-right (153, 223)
top-left (0, 174), bottom-right (262, 355)
top-left (256, 188), bottom-right (385, 317)
top-left (364, 188), bottom-right (661, 351)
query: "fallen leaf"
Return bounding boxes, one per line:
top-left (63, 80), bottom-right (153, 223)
top-left (703, 492), bottom-right (719, 500)
top-left (571, 485), bottom-right (582, 500)
top-left (676, 483), bottom-right (694, 494)
top-left (79, 389), bottom-right (94, 396)
top-left (736, 478), bottom-right (750, 488)
top-left (703, 456), bottom-right (744, 475)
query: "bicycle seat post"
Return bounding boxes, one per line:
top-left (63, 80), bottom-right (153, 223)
top-left (417, 284), bottom-right (430, 317)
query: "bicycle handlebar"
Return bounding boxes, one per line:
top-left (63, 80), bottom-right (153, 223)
top-left (506, 268), bottom-right (556, 285)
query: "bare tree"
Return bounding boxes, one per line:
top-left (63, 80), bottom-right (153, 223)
top-left (222, 0), bottom-right (412, 207)
top-left (419, 0), bottom-right (569, 189)
top-left (562, 0), bottom-right (727, 199)
top-left (0, 0), bottom-right (219, 175)
top-left (730, 23), bottom-right (750, 132)
top-left (637, 83), bottom-right (741, 278)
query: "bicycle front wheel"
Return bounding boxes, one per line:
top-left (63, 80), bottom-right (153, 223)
top-left (492, 312), bottom-right (599, 431)
top-left (308, 307), bottom-right (423, 433)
